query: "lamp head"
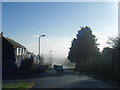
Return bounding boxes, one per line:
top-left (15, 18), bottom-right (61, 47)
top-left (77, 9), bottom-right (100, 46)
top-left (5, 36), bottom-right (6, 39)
top-left (41, 35), bottom-right (45, 37)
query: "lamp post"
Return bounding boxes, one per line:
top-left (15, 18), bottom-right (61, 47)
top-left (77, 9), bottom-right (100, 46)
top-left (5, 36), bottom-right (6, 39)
top-left (49, 51), bottom-right (52, 67)
top-left (39, 35), bottom-right (45, 66)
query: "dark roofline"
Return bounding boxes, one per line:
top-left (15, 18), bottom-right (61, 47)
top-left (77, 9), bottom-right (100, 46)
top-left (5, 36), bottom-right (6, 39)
top-left (4, 36), bottom-right (26, 49)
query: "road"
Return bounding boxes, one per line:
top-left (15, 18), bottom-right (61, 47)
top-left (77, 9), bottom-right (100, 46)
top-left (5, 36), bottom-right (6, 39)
top-left (3, 69), bottom-right (119, 88)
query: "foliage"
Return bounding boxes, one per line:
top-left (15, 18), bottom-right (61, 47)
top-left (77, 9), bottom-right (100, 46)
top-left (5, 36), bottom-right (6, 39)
top-left (19, 57), bottom-right (33, 69)
top-left (68, 26), bottom-right (99, 65)
top-left (107, 36), bottom-right (120, 49)
top-left (107, 36), bottom-right (120, 81)
top-left (67, 26), bottom-right (119, 84)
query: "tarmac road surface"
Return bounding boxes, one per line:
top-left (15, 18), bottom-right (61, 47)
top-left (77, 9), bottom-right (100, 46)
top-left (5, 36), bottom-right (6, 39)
top-left (3, 69), bottom-right (120, 88)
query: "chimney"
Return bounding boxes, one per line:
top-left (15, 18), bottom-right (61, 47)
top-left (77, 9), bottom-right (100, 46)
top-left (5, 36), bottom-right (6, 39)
top-left (0, 32), bottom-right (3, 37)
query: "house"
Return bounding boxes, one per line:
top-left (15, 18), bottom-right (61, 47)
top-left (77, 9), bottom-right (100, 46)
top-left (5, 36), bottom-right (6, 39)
top-left (1, 32), bottom-right (30, 76)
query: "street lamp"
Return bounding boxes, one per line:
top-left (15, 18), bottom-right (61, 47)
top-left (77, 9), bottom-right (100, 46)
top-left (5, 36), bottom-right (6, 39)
top-left (39, 35), bottom-right (45, 66)
top-left (49, 51), bottom-right (52, 67)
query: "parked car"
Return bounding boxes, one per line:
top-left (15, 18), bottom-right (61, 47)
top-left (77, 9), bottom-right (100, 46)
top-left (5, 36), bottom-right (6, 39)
top-left (53, 64), bottom-right (64, 72)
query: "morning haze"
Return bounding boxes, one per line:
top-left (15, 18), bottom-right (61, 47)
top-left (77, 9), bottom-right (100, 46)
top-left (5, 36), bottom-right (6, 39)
top-left (2, 1), bottom-right (119, 88)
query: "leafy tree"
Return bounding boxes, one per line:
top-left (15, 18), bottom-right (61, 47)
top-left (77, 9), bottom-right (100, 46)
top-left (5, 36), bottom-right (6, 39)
top-left (107, 36), bottom-right (120, 82)
top-left (68, 26), bottom-right (99, 69)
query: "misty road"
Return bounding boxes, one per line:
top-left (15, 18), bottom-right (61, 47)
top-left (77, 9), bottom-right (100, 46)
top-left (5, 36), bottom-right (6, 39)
top-left (3, 69), bottom-right (119, 88)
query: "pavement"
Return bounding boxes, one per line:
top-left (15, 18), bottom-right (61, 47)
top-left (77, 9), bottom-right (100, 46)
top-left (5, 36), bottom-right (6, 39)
top-left (2, 69), bottom-right (120, 88)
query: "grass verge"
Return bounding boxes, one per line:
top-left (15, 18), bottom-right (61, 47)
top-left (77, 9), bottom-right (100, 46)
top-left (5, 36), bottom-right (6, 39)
top-left (2, 82), bottom-right (35, 88)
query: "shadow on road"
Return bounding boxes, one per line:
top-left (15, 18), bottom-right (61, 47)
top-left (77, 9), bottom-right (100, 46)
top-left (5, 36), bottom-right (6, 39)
top-left (62, 79), bottom-right (119, 88)
top-left (3, 69), bottom-right (78, 80)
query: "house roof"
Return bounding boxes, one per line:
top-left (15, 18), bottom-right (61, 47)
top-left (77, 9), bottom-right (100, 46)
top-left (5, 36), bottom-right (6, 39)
top-left (0, 32), bottom-right (26, 49)
top-left (4, 37), bottom-right (26, 49)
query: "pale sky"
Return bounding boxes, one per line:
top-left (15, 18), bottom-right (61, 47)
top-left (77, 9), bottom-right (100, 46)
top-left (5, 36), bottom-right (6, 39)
top-left (2, 1), bottom-right (118, 59)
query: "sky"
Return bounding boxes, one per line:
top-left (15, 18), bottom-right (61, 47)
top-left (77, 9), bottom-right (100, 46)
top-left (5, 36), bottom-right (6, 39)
top-left (118, 1), bottom-right (120, 35)
top-left (0, 1), bottom-right (1, 32)
top-left (2, 2), bottom-right (118, 59)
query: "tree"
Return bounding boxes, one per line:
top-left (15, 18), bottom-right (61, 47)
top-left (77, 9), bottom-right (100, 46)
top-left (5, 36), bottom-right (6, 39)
top-left (68, 26), bottom-right (99, 70)
top-left (107, 36), bottom-right (120, 82)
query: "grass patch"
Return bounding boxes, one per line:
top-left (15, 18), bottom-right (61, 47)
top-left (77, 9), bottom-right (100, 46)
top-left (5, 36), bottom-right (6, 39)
top-left (2, 82), bottom-right (35, 88)
top-left (0, 84), bottom-right (2, 90)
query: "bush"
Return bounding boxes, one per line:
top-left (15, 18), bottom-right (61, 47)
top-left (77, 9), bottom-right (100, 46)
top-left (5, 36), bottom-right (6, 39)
top-left (19, 58), bottom-right (33, 69)
top-left (17, 58), bottom-right (33, 75)
top-left (2, 60), bottom-right (18, 77)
